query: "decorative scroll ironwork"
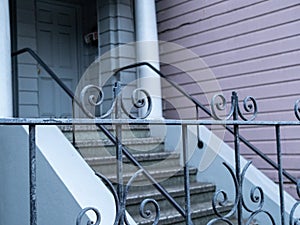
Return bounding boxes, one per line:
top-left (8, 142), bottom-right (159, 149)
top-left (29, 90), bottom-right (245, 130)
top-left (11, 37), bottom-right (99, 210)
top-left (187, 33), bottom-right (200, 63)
top-left (80, 85), bottom-right (107, 118)
top-left (96, 169), bottom-right (160, 225)
top-left (80, 82), bottom-right (152, 119)
top-left (124, 169), bottom-right (160, 225)
top-left (211, 92), bottom-right (258, 121)
top-left (95, 172), bottom-right (120, 225)
top-left (121, 88), bottom-right (152, 119)
top-left (76, 207), bottom-right (101, 225)
top-left (289, 180), bottom-right (300, 225)
top-left (208, 162), bottom-right (275, 225)
top-left (290, 100), bottom-right (300, 225)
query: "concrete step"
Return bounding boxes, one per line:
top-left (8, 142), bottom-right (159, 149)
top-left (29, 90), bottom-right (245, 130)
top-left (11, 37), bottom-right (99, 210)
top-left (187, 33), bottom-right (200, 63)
top-left (75, 137), bottom-right (165, 157)
top-left (134, 201), bottom-right (234, 225)
top-left (103, 167), bottom-right (198, 193)
top-left (86, 152), bottom-right (181, 175)
top-left (60, 124), bottom-right (151, 141)
top-left (126, 182), bottom-right (216, 215)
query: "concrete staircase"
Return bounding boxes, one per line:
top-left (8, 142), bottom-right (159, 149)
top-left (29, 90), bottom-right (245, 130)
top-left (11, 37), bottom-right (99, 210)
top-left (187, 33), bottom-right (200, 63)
top-left (60, 124), bottom-right (233, 224)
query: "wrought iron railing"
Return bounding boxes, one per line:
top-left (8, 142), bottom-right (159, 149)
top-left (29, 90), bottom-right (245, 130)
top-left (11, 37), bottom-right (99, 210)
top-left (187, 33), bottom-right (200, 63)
top-left (10, 48), bottom-right (300, 224)
top-left (2, 115), bottom-right (300, 224)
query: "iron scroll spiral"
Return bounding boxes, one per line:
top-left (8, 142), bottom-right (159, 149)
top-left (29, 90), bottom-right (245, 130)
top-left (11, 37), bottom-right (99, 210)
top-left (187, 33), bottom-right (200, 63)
top-left (290, 180), bottom-right (300, 225)
top-left (289, 100), bottom-right (300, 224)
top-left (208, 161), bottom-right (275, 225)
top-left (211, 94), bottom-right (234, 121)
top-left (76, 207), bottom-right (101, 225)
top-left (241, 162), bottom-right (275, 225)
top-left (121, 88), bottom-right (152, 119)
top-left (207, 162), bottom-right (238, 225)
top-left (124, 169), bottom-right (160, 225)
top-left (95, 172), bottom-right (120, 225)
top-left (211, 92), bottom-right (258, 121)
top-left (80, 85), bottom-right (113, 118)
top-left (80, 84), bottom-right (152, 119)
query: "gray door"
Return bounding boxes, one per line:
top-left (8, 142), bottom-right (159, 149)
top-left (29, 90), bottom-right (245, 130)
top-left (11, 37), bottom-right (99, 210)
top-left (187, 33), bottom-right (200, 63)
top-left (37, 2), bottom-right (79, 117)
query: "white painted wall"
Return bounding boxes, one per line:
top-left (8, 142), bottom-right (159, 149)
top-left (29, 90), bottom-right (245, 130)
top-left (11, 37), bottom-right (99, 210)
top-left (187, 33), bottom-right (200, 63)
top-left (0, 0), bottom-right (13, 117)
top-left (0, 125), bottom-right (116, 225)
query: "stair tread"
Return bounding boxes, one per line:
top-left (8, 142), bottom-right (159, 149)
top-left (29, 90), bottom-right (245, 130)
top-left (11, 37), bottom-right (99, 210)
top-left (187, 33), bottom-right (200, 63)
top-left (126, 182), bottom-right (215, 204)
top-left (59, 124), bottom-right (150, 132)
top-left (135, 201), bottom-right (233, 225)
top-left (85, 152), bottom-right (180, 165)
top-left (75, 136), bottom-right (164, 147)
top-left (105, 167), bottom-right (198, 181)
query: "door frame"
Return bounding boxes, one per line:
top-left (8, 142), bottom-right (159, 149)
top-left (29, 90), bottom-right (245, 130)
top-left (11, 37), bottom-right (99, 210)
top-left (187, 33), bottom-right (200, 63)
top-left (10, 0), bottom-right (19, 117)
top-left (35, 0), bottom-right (84, 117)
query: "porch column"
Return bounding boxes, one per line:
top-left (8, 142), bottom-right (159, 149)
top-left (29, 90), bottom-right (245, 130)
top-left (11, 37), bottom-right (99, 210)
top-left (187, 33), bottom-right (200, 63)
top-left (135, 0), bottom-right (163, 119)
top-left (0, 0), bottom-right (13, 117)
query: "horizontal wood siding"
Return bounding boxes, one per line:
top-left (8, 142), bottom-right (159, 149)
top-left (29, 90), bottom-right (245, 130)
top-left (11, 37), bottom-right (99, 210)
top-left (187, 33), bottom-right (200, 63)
top-left (157, 0), bottom-right (300, 197)
top-left (97, 0), bottom-right (137, 114)
top-left (16, 0), bottom-right (39, 117)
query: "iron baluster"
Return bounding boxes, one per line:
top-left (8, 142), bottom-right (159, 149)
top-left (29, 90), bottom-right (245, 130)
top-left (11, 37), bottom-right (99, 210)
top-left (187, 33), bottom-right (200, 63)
top-left (276, 125), bottom-right (285, 225)
top-left (182, 124), bottom-right (193, 225)
top-left (232, 92), bottom-right (243, 225)
top-left (114, 82), bottom-right (125, 225)
top-left (72, 99), bottom-right (76, 147)
top-left (196, 106), bottom-right (204, 149)
top-left (29, 125), bottom-right (37, 225)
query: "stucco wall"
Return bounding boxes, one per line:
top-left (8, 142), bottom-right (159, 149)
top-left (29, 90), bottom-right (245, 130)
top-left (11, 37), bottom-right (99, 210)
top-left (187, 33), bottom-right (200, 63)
top-left (0, 125), bottom-right (116, 225)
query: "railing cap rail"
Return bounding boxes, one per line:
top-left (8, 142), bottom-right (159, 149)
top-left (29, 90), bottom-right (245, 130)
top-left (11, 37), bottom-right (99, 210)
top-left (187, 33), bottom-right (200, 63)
top-left (0, 118), bottom-right (300, 126)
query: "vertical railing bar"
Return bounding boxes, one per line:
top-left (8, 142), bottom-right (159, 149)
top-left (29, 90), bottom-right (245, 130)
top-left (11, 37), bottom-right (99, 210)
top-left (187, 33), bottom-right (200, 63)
top-left (29, 125), bottom-right (37, 225)
top-left (114, 81), bottom-right (124, 224)
top-left (72, 99), bottom-right (76, 147)
top-left (116, 122), bottom-right (124, 225)
top-left (276, 125), bottom-right (285, 225)
top-left (232, 92), bottom-right (242, 225)
top-left (196, 106), bottom-right (203, 149)
top-left (182, 124), bottom-right (192, 224)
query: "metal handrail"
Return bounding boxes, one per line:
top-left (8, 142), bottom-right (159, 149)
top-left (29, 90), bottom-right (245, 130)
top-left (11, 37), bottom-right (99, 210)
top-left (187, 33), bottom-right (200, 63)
top-left (12, 48), bottom-right (75, 102)
top-left (113, 62), bottom-right (298, 185)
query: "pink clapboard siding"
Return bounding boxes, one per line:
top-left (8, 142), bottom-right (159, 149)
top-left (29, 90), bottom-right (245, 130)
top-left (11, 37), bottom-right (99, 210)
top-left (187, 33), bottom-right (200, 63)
top-left (156, 0), bottom-right (300, 197)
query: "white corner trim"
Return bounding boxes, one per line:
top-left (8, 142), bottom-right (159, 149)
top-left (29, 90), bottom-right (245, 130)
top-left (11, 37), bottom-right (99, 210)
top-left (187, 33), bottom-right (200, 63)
top-left (0, 0), bottom-right (13, 117)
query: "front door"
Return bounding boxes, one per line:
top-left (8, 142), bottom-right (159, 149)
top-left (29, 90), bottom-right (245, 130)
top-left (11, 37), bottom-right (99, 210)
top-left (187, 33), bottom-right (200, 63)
top-left (37, 1), bottom-right (79, 117)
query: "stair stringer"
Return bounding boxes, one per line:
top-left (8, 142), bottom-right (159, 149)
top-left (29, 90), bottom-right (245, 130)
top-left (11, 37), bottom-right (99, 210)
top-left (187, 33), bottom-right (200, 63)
top-left (0, 125), bottom-right (120, 225)
top-left (165, 125), bottom-right (300, 224)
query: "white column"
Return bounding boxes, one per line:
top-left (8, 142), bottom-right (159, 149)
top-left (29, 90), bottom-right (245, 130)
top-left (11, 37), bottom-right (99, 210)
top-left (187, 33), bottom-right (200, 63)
top-left (0, 0), bottom-right (13, 117)
top-left (135, 0), bottom-right (163, 119)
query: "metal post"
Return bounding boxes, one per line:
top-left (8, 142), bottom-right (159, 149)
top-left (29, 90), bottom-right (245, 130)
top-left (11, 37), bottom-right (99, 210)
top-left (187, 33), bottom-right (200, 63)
top-left (72, 99), bottom-right (76, 147)
top-left (196, 106), bottom-right (204, 149)
top-left (182, 124), bottom-right (192, 224)
top-left (114, 82), bottom-right (124, 224)
top-left (276, 125), bottom-right (285, 225)
top-left (232, 92), bottom-right (242, 224)
top-left (29, 125), bottom-right (37, 225)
